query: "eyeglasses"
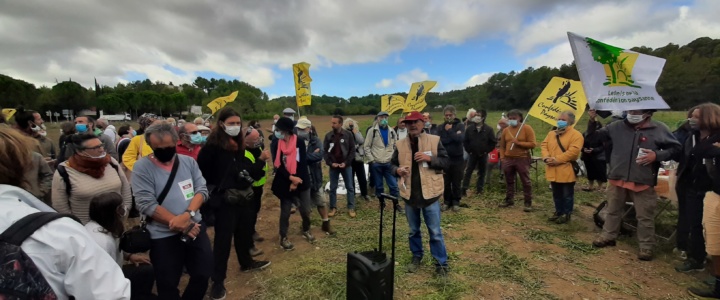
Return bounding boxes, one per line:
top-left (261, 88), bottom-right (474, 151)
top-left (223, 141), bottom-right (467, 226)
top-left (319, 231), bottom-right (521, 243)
top-left (245, 127), bottom-right (254, 137)
top-left (186, 131), bottom-right (199, 135)
top-left (83, 143), bottom-right (105, 151)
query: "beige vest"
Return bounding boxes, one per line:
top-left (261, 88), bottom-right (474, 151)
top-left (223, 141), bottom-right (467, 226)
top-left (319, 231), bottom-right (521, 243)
top-left (396, 134), bottom-right (444, 201)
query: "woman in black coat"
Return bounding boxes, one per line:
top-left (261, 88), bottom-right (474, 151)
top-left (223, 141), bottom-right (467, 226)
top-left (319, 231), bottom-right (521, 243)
top-left (581, 119), bottom-right (607, 191)
top-left (197, 107), bottom-right (270, 300)
top-left (271, 117), bottom-right (314, 251)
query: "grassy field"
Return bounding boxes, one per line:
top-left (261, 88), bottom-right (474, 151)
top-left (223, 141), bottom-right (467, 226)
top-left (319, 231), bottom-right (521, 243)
top-left (39, 111), bottom-right (699, 299)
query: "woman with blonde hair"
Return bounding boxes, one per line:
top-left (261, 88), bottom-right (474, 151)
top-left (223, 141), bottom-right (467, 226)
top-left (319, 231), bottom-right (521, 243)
top-left (343, 117), bottom-right (369, 201)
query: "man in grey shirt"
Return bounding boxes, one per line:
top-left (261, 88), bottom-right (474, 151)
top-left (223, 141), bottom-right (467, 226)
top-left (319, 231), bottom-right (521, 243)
top-left (132, 122), bottom-right (212, 300)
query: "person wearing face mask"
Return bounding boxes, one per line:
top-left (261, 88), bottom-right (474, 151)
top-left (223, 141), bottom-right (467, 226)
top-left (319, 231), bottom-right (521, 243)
top-left (485, 118), bottom-right (508, 185)
top-left (52, 133), bottom-right (131, 224)
top-left (588, 109), bottom-right (681, 261)
top-left (541, 111), bottom-right (584, 224)
top-left (197, 108), bottom-right (271, 300)
top-left (462, 109), bottom-right (496, 197)
top-left (272, 117), bottom-right (315, 250)
top-left (343, 117), bottom-right (370, 201)
top-left (422, 112), bottom-right (438, 135)
top-left (673, 104), bottom-right (716, 276)
top-left (282, 108), bottom-right (296, 121)
top-left (438, 105), bottom-right (466, 212)
top-left (581, 119), bottom-right (607, 192)
top-left (242, 127), bottom-right (273, 257)
top-left (121, 115), bottom-right (156, 171)
top-left (394, 117), bottom-right (408, 140)
top-left (12, 107), bottom-right (46, 153)
top-left (498, 109), bottom-right (537, 211)
top-left (364, 111), bottom-right (404, 213)
top-left (59, 116), bottom-right (118, 163)
top-left (131, 121), bottom-right (213, 300)
top-left (296, 118), bottom-right (336, 235)
top-left (14, 109), bottom-right (55, 203)
top-left (177, 122), bottom-right (203, 160)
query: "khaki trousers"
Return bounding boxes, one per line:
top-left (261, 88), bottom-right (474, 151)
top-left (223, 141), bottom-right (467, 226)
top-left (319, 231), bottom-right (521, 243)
top-left (600, 184), bottom-right (658, 249)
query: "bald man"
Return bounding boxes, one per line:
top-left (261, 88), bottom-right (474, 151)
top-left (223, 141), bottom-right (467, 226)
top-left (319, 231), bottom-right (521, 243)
top-left (177, 122), bottom-right (203, 160)
top-left (244, 128), bottom-right (271, 255)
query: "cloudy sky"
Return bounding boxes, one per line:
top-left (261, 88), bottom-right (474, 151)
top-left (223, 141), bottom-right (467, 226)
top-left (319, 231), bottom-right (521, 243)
top-left (1, 0), bottom-right (718, 99)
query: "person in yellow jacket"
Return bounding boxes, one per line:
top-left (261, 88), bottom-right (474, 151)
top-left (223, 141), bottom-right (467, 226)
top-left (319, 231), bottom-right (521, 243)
top-left (121, 116), bottom-right (156, 172)
top-left (541, 111), bottom-right (584, 224)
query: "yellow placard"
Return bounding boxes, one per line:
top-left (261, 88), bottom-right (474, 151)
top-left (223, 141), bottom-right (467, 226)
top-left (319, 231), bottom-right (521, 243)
top-left (528, 77), bottom-right (587, 126)
top-left (293, 62), bottom-right (312, 107)
top-left (2, 108), bottom-right (17, 120)
top-left (381, 95), bottom-right (405, 115)
top-left (207, 91), bottom-right (239, 114)
top-left (404, 81), bottom-right (436, 112)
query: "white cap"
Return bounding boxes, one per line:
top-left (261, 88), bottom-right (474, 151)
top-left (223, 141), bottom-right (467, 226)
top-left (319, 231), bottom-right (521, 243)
top-left (283, 108), bottom-right (296, 114)
top-left (197, 125), bottom-right (211, 132)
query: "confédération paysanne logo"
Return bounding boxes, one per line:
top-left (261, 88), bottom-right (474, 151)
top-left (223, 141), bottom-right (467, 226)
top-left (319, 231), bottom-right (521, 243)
top-left (586, 37), bottom-right (641, 88)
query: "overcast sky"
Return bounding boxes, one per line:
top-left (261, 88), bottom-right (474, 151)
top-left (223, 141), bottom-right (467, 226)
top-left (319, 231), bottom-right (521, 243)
top-left (1, 0), bottom-right (718, 99)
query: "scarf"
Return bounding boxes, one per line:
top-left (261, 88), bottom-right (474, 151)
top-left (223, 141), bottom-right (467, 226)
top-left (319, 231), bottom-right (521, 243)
top-left (275, 135), bottom-right (298, 175)
top-left (68, 154), bottom-right (112, 179)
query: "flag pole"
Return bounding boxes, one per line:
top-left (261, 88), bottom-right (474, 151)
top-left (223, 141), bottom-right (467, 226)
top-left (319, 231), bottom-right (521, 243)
top-left (509, 114), bottom-right (530, 150)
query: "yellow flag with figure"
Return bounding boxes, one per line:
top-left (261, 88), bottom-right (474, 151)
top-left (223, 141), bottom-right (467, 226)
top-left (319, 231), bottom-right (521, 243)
top-left (404, 81), bottom-right (436, 112)
top-left (528, 77), bottom-right (587, 126)
top-left (293, 62), bottom-right (312, 107)
top-left (2, 108), bottom-right (17, 120)
top-left (381, 95), bottom-right (406, 115)
top-left (207, 91), bottom-right (239, 114)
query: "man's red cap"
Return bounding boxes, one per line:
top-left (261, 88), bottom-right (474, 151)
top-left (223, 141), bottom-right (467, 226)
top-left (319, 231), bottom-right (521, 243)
top-left (403, 111), bottom-right (423, 122)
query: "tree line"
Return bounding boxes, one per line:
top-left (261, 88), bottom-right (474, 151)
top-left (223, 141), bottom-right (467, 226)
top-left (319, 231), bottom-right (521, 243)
top-left (1, 37), bottom-right (717, 119)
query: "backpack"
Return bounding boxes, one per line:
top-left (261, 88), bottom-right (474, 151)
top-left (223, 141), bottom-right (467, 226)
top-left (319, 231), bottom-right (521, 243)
top-left (0, 212), bottom-right (81, 300)
top-left (56, 162), bottom-right (119, 196)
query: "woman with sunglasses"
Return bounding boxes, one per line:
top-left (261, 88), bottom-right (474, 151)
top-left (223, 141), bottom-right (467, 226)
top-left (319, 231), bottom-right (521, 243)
top-left (51, 133), bottom-right (132, 224)
top-left (197, 107), bottom-right (270, 300)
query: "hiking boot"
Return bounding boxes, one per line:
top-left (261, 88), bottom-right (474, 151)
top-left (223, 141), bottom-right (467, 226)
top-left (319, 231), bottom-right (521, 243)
top-left (555, 214), bottom-right (571, 224)
top-left (461, 189), bottom-right (468, 197)
top-left (241, 260), bottom-right (271, 272)
top-left (348, 209), bottom-right (356, 218)
top-left (322, 221), bottom-right (336, 235)
top-left (210, 282), bottom-right (226, 300)
top-left (249, 247), bottom-right (264, 257)
top-left (523, 205), bottom-right (534, 212)
top-left (498, 201), bottom-right (514, 208)
top-left (302, 231), bottom-right (316, 243)
top-left (592, 237), bottom-right (616, 248)
top-left (688, 286), bottom-right (720, 299)
top-left (280, 237), bottom-right (294, 251)
top-left (704, 276), bottom-right (716, 287)
top-left (407, 256), bottom-right (422, 273)
top-left (395, 205), bottom-right (405, 214)
top-left (253, 232), bottom-right (264, 242)
top-left (451, 205), bottom-right (460, 212)
top-left (638, 248), bottom-right (654, 261)
top-left (548, 212), bottom-right (561, 222)
top-left (673, 247), bottom-right (688, 261)
top-left (435, 265), bottom-right (449, 277)
top-left (290, 205), bottom-right (297, 214)
top-left (441, 203), bottom-right (449, 212)
top-left (328, 208), bottom-right (337, 217)
top-left (675, 259), bottom-right (705, 273)
top-left (362, 195), bottom-right (371, 201)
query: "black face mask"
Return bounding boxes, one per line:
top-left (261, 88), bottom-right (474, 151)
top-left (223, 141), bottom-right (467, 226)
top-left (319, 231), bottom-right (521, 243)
top-left (153, 146), bottom-right (176, 163)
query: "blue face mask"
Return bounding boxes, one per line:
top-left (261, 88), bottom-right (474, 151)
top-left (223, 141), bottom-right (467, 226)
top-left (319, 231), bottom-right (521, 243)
top-left (557, 120), bottom-right (568, 129)
top-left (190, 133), bottom-right (203, 145)
top-left (132, 130), bottom-right (137, 136)
top-left (380, 119), bottom-right (389, 127)
top-left (75, 124), bottom-right (88, 133)
top-left (200, 136), bottom-right (207, 144)
top-left (508, 120), bottom-right (518, 127)
top-left (274, 131), bottom-right (285, 140)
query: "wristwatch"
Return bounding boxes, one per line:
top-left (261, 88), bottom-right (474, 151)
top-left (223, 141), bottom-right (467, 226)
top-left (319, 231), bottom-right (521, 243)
top-left (185, 209), bottom-right (196, 217)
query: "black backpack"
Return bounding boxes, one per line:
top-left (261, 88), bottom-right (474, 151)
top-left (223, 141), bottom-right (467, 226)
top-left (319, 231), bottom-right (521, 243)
top-left (56, 162), bottom-right (119, 196)
top-left (0, 212), bottom-right (81, 300)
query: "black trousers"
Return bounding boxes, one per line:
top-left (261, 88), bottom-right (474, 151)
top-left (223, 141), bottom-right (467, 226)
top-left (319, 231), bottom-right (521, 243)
top-left (212, 202), bottom-right (256, 283)
top-left (352, 160), bottom-right (368, 197)
top-left (122, 263), bottom-right (155, 300)
top-left (462, 153), bottom-right (488, 193)
top-left (280, 188), bottom-right (312, 238)
top-left (583, 157), bottom-right (607, 182)
top-left (251, 186), bottom-right (264, 246)
top-left (677, 184), bottom-right (707, 262)
top-left (150, 227), bottom-right (213, 300)
top-left (444, 158), bottom-right (465, 206)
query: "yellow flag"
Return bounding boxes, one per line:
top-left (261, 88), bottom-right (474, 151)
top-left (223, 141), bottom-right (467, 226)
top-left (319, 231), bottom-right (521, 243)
top-left (404, 81), bottom-right (436, 112)
top-left (293, 62), bottom-right (312, 107)
top-left (528, 77), bottom-right (587, 126)
top-left (381, 95), bottom-right (406, 115)
top-left (207, 91), bottom-right (239, 114)
top-left (2, 108), bottom-right (17, 120)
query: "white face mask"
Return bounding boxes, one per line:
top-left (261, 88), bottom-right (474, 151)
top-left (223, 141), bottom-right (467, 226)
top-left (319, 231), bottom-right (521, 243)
top-left (39, 130), bottom-right (47, 137)
top-left (224, 125), bottom-right (241, 137)
top-left (82, 151), bottom-right (107, 159)
top-left (626, 114), bottom-right (645, 124)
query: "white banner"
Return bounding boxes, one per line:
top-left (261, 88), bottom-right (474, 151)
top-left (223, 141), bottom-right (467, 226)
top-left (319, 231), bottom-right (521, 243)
top-left (568, 32), bottom-right (669, 111)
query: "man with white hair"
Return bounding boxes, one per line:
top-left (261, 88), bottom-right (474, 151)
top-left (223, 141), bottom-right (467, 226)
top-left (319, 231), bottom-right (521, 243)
top-left (97, 118), bottom-right (117, 144)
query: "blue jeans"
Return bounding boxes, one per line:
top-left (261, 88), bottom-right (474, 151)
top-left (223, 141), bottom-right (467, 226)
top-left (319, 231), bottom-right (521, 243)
top-left (405, 201), bottom-right (448, 266)
top-left (550, 182), bottom-right (575, 214)
top-left (370, 162), bottom-right (399, 198)
top-left (329, 166), bottom-right (356, 209)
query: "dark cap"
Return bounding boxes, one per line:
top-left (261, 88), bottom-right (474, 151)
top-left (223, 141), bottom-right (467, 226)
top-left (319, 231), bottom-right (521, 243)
top-left (275, 117), bottom-right (295, 133)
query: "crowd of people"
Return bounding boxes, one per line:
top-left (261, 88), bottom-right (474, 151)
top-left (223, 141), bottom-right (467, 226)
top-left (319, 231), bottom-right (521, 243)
top-left (1, 102), bottom-right (720, 299)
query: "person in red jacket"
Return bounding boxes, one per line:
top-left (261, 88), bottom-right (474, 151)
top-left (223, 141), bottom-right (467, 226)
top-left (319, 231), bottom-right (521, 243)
top-left (176, 122), bottom-right (203, 160)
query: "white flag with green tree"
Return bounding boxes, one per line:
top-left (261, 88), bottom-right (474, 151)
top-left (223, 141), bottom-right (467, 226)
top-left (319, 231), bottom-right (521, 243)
top-left (568, 32), bottom-right (670, 110)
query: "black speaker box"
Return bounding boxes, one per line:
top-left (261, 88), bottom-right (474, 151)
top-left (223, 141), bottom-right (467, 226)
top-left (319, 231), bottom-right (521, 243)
top-left (346, 251), bottom-right (393, 300)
